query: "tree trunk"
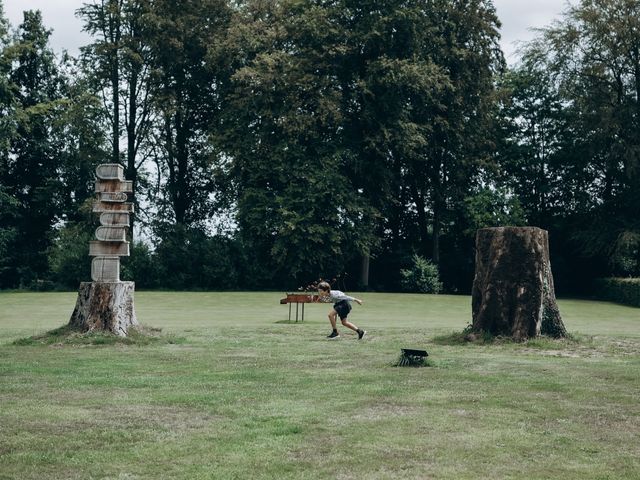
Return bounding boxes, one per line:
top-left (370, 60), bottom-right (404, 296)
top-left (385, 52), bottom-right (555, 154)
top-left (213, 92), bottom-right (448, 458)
top-left (69, 281), bottom-right (138, 336)
top-left (126, 66), bottom-right (138, 242)
top-left (471, 227), bottom-right (567, 340)
top-left (432, 200), bottom-right (441, 266)
top-left (360, 254), bottom-right (370, 289)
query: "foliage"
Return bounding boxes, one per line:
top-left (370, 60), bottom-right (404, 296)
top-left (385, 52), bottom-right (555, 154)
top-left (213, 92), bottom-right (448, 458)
top-left (47, 221), bottom-right (93, 288)
top-left (0, 186), bottom-right (18, 280)
top-left (462, 188), bottom-right (526, 235)
top-left (216, 0), bottom-right (380, 286)
top-left (594, 277), bottom-right (640, 307)
top-left (0, 1), bottom-right (13, 155)
top-left (400, 254), bottom-right (442, 294)
top-left (214, 0), bottom-right (502, 288)
top-left (0, 11), bottom-right (67, 288)
top-left (152, 223), bottom-right (241, 290)
top-left (120, 241), bottom-right (162, 289)
top-left (4, 0), bottom-right (640, 294)
top-left (507, 0), bottom-right (640, 284)
top-left (497, 60), bottom-right (577, 226)
top-left (144, 0), bottom-right (232, 227)
top-left (608, 232), bottom-right (640, 277)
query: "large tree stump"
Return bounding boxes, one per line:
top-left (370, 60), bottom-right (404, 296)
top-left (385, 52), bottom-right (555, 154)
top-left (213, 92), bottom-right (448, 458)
top-left (69, 282), bottom-right (138, 336)
top-left (471, 227), bottom-right (567, 340)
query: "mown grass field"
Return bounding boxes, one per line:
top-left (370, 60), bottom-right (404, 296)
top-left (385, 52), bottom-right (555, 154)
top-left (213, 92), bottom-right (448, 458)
top-left (0, 291), bottom-right (639, 479)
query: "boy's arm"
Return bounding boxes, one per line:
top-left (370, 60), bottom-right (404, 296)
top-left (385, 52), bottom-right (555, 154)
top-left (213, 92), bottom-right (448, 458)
top-left (331, 291), bottom-right (363, 305)
top-left (336, 291), bottom-right (363, 305)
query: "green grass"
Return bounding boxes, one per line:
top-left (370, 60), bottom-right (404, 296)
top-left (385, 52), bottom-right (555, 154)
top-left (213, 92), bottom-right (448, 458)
top-left (0, 291), bottom-right (639, 479)
top-left (11, 324), bottom-right (185, 347)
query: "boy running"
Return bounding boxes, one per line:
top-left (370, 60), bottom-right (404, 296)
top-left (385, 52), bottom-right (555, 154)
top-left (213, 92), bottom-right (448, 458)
top-left (317, 281), bottom-right (366, 339)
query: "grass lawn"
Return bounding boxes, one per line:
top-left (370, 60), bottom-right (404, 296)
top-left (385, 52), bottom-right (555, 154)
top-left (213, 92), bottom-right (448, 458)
top-left (0, 291), bottom-right (639, 479)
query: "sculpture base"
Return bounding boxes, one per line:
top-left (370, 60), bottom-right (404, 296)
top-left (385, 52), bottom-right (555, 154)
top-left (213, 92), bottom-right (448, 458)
top-left (69, 281), bottom-right (138, 337)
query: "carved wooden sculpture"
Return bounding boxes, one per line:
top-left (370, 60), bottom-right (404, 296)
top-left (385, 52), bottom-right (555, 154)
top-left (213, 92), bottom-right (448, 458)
top-left (68, 164), bottom-right (138, 336)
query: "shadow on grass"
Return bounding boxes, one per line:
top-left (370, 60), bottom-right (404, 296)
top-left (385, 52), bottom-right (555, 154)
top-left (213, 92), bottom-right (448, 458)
top-left (12, 325), bottom-right (187, 347)
top-left (432, 326), bottom-right (590, 349)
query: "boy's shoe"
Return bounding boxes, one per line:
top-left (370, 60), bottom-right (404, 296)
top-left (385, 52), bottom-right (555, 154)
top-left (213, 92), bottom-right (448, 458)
top-left (327, 331), bottom-right (340, 339)
top-left (358, 329), bottom-right (367, 340)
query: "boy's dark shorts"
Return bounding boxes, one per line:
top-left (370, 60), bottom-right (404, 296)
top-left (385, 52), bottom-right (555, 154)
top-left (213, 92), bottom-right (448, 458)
top-left (333, 300), bottom-right (352, 320)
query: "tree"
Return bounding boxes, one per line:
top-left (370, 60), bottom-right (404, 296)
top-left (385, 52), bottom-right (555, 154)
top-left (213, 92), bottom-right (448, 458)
top-left (334, 0), bottom-right (453, 279)
top-left (78, 0), bottom-right (156, 236)
top-left (47, 70), bottom-right (108, 288)
top-left (330, 0), bottom-right (503, 291)
top-left (508, 0), bottom-right (640, 284)
top-left (145, 0), bottom-right (232, 228)
top-left (0, 0), bottom-right (12, 153)
top-left (0, 2), bottom-right (18, 281)
top-left (423, 0), bottom-right (504, 265)
top-left (54, 64), bottom-right (109, 225)
top-left (120, 0), bottom-right (155, 220)
top-left (498, 61), bottom-right (576, 227)
top-left (212, 0), bottom-right (503, 289)
top-left (333, 0), bottom-right (503, 268)
top-left (78, 0), bottom-right (123, 164)
top-left (0, 11), bottom-right (66, 288)
top-left (216, 0), bottom-right (379, 286)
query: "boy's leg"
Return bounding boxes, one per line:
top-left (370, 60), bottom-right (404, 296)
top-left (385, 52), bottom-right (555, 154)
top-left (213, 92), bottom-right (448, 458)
top-left (340, 317), bottom-right (366, 339)
top-left (328, 309), bottom-right (338, 330)
top-left (340, 318), bottom-right (359, 332)
top-left (327, 310), bottom-right (340, 338)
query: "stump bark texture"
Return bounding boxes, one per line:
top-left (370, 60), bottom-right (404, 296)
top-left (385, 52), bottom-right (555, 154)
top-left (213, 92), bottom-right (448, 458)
top-left (472, 227), bottom-right (567, 340)
top-left (69, 281), bottom-right (138, 336)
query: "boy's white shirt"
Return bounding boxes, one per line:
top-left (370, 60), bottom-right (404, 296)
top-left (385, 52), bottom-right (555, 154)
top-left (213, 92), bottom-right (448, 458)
top-left (320, 290), bottom-right (356, 303)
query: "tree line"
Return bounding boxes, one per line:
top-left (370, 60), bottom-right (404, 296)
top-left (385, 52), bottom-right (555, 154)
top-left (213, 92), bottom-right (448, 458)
top-left (1, 0), bottom-right (639, 293)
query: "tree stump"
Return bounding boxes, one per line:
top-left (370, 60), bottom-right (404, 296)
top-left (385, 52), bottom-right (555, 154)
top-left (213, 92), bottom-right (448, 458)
top-left (69, 282), bottom-right (138, 336)
top-left (471, 227), bottom-right (567, 340)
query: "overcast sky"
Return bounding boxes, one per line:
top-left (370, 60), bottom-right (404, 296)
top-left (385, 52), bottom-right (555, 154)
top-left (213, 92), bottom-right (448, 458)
top-left (4, 0), bottom-right (568, 64)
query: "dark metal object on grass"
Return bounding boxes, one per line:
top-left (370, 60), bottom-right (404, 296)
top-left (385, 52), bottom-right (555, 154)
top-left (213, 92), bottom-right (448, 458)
top-left (398, 348), bottom-right (428, 367)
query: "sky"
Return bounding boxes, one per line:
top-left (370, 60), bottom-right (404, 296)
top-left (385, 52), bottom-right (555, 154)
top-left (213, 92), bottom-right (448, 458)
top-left (4, 0), bottom-right (568, 64)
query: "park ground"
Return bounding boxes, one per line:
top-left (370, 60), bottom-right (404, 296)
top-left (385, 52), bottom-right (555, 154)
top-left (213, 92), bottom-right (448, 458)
top-left (0, 291), bottom-right (639, 479)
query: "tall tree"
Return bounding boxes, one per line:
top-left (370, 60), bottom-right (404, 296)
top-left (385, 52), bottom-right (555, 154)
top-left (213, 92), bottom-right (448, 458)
top-left (498, 60), bottom-right (576, 227)
top-left (514, 0), bottom-right (640, 277)
top-left (335, 0), bottom-right (452, 280)
top-left (146, 0), bottom-right (232, 227)
top-left (336, 0), bottom-right (503, 268)
top-left (55, 63), bottom-right (109, 224)
top-left (0, 0), bottom-right (13, 167)
top-left (45, 58), bottom-right (112, 289)
top-left (214, 0), bottom-right (502, 288)
top-left (79, 0), bottom-right (123, 164)
top-left (216, 0), bottom-right (378, 285)
top-left (78, 0), bottom-right (155, 236)
top-left (0, 11), bottom-right (65, 287)
top-left (0, 0), bottom-right (14, 165)
top-left (0, 1), bottom-right (18, 282)
top-left (424, 0), bottom-right (503, 265)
